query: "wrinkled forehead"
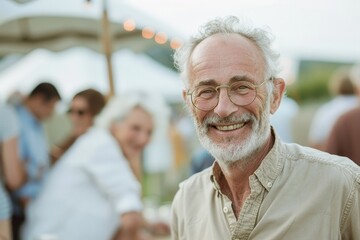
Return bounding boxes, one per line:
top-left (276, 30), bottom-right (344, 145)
top-left (188, 33), bottom-right (266, 86)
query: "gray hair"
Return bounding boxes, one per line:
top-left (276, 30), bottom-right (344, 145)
top-left (95, 92), bottom-right (170, 133)
top-left (174, 16), bottom-right (281, 86)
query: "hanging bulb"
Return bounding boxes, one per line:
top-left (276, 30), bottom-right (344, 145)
top-left (123, 19), bottom-right (136, 32)
top-left (154, 32), bottom-right (167, 44)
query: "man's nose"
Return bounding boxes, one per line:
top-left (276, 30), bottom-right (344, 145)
top-left (213, 88), bottom-right (238, 118)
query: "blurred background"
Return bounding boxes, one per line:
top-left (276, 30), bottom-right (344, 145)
top-left (1, 0), bottom-right (360, 238)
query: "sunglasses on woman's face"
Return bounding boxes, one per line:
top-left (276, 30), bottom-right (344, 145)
top-left (67, 108), bottom-right (89, 116)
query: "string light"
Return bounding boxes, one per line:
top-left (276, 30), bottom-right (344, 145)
top-left (154, 32), bottom-right (167, 44)
top-left (81, 3), bottom-right (184, 48)
top-left (123, 19), bottom-right (136, 32)
top-left (170, 39), bottom-right (182, 49)
top-left (142, 27), bottom-right (155, 39)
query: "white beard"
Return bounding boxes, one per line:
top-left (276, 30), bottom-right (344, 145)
top-left (190, 99), bottom-right (271, 168)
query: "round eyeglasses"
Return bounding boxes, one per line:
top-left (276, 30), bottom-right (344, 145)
top-left (186, 78), bottom-right (271, 111)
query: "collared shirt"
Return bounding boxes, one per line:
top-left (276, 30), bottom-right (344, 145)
top-left (171, 132), bottom-right (360, 240)
top-left (15, 104), bottom-right (49, 199)
top-left (23, 127), bottom-right (143, 240)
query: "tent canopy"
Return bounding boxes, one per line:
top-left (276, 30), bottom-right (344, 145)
top-left (0, 47), bottom-right (183, 103)
top-left (0, 0), bottom-right (180, 56)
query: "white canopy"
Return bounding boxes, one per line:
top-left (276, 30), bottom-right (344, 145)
top-left (0, 47), bottom-right (183, 103)
top-left (0, 0), bottom-right (180, 55)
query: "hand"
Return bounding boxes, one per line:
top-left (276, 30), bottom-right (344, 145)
top-left (148, 221), bottom-right (170, 236)
top-left (113, 212), bottom-right (143, 240)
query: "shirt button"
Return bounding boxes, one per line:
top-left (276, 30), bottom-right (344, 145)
top-left (267, 182), bottom-right (273, 188)
top-left (223, 207), bottom-right (229, 213)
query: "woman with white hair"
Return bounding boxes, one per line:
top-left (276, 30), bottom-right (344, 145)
top-left (22, 92), bottom-right (169, 240)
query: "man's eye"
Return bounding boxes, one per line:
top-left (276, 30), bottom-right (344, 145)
top-left (232, 83), bottom-right (253, 94)
top-left (197, 88), bottom-right (217, 98)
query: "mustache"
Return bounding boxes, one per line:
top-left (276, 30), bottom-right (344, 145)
top-left (203, 113), bottom-right (255, 126)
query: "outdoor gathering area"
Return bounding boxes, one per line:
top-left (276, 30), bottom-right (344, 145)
top-left (1, 0), bottom-right (360, 239)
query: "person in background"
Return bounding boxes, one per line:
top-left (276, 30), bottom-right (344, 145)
top-left (50, 88), bottom-right (106, 163)
top-left (22, 92), bottom-right (169, 240)
top-left (0, 104), bottom-right (26, 240)
top-left (0, 183), bottom-right (11, 240)
top-left (270, 96), bottom-right (299, 143)
top-left (10, 82), bottom-right (61, 240)
top-left (171, 16), bottom-right (360, 239)
top-left (308, 66), bottom-right (358, 150)
top-left (189, 148), bottom-right (215, 175)
top-left (325, 64), bottom-right (360, 165)
top-left (0, 104), bottom-right (27, 195)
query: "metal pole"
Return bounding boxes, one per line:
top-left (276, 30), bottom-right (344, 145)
top-left (101, 0), bottom-right (115, 98)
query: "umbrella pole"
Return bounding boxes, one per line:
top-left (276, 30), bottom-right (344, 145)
top-left (101, 0), bottom-right (115, 98)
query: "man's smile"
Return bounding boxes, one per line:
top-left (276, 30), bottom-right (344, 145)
top-left (212, 122), bottom-right (246, 131)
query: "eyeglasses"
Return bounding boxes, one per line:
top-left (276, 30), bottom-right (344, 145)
top-left (186, 78), bottom-right (271, 111)
top-left (67, 108), bottom-right (89, 116)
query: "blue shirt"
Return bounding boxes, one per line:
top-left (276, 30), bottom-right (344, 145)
top-left (0, 104), bottom-right (19, 218)
top-left (15, 104), bottom-right (50, 200)
top-left (0, 183), bottom-right (11, 219)
top-left (0, 104), bottom-right (19, 141)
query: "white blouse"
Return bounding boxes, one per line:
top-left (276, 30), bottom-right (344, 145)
top-left (23, 127), bottom-right (143, 240)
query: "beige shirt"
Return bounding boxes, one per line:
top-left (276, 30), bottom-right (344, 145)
top-left (171, 134), bottom-right (360, 240)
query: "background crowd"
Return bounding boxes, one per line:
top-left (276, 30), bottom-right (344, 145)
top-left (1, 61), bottom-right (360, 239)
top-left (0, 62), bottom-right (360, 239)
top-left (0, 1), bottom-right (360, 239)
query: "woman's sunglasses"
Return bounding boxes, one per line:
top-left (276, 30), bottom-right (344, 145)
top-left (67, 108), bottom-right (89, 116)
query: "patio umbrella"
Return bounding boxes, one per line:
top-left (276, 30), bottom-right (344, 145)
top-left (0, 0), bottom-right (180, 97)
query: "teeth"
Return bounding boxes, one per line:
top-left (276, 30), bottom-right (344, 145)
top-left (216, 123), bottom-right (244, 131)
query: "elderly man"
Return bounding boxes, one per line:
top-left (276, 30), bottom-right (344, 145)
top-left (171, 16), bottom-right (360, 239)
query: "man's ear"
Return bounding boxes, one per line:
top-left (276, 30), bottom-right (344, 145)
top-left (182, 89), bottom-right (187, 102)
top-left (270, 78), bottom-right (286, 114)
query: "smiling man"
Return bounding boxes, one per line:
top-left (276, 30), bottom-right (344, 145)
top-left (170, 16), bottom-right (360, 239)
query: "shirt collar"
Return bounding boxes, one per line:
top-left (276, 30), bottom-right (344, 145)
top-left (254, 129), bottom-right (285, 191)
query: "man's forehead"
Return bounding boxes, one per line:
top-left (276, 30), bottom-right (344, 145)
top-left (192, 33), bottom-right (259, 56)
top-left (188, 33), bottom-right (265, 85)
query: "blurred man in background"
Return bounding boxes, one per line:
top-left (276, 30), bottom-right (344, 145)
top-left (10, 82), bottom-right (61, 240)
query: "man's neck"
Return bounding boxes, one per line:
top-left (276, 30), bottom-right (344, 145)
top-left (217, 133), bottom-right (275, 218)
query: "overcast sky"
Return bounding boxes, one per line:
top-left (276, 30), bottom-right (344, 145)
top-left (123, 0), bottom-right (360, 63)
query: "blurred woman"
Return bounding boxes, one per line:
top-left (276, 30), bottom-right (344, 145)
top-left (22, 92), bottom-right (169, 240)
top-left (51, 88), bottom-right (106, 162)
